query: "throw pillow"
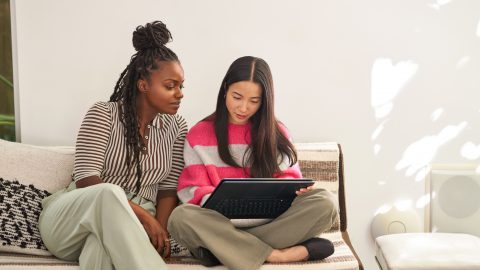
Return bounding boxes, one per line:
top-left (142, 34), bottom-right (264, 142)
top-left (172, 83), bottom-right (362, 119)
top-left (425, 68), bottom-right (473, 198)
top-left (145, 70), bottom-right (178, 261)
top-left (169, 236), bottom-right (190, 257)
top-left (0, 177), bottom-right (52, 256)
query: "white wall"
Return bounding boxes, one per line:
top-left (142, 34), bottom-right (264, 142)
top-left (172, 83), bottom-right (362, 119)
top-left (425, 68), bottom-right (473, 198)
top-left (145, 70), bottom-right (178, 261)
top-left (12, 0), bottom-right (480, 269)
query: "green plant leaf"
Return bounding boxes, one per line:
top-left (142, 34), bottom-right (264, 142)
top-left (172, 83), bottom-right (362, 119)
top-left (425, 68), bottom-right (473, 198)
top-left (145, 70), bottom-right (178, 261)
top-left (0, 114), bottom-right (15, 127)
top-left (0, 74), bottom-right (13, 89)
top-left (0, 114), bottom-right (15, 121)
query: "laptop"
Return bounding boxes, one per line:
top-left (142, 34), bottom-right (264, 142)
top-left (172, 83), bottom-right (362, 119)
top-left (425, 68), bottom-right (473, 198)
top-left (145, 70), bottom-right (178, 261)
top-left (202, 178), bottom-right (314, 219)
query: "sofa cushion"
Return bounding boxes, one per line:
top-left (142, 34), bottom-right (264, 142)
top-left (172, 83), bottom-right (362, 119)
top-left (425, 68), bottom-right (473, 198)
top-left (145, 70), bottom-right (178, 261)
top-left (0, 140), bottom-right (74, 256)
top-left (375, 233), bottom-right (480, 270)
top-left (0, 252), bottom-right (78, 269)
top-left (0, 231), bottom-right (359, 270)
top-left (0, 139), bottom-right (74, 194)
top-left (0, 178), bottom-right (51, 256)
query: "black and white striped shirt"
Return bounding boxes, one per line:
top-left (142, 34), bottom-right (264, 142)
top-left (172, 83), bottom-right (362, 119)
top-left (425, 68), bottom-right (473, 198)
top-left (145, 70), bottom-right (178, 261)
top-left (73, 102), bottom-right (187, 202)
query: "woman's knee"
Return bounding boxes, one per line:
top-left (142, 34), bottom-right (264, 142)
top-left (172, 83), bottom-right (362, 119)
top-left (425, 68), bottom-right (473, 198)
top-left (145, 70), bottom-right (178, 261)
top-left (305, 189), bottom-right (338, 219)
top-left (169, 204), bottom-right (196, 221)
top-left (318, 191), bottom-right (339, 228)
top-left (168, 204), bottom-right (202, 233)
top-left (96, 183), bottom-right (124, 194)
top-left (81, 183), bottom-right (129, 214)
top-left (93, 183), bottom-right (126, 202)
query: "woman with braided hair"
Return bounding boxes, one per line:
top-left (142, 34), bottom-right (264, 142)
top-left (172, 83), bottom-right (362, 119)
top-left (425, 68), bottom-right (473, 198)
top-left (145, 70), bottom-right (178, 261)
top-left (38, 21), bottom-right (186, 270)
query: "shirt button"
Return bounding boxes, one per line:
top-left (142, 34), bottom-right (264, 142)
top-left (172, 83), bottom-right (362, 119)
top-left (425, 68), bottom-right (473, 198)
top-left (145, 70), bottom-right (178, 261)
top-left (142, 147), bottom-right (147, 151)
top-left (145, 136), bottom-right (149, 139)
top-left (147, 125), bottom-right (151, 128)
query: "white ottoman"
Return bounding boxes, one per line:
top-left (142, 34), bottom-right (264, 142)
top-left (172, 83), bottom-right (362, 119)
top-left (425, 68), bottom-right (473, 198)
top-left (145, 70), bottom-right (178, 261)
top-left (375, 233), bottom-right (480, 270)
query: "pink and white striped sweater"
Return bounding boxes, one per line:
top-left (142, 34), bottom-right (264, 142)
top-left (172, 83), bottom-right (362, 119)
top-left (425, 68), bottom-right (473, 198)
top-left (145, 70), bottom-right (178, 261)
top-left (177, 120), bottom-right (303, 205)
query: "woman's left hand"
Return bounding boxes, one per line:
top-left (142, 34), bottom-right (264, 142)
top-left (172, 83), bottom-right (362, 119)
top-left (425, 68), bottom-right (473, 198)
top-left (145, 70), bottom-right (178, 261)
top-left (129, 200), bottom-right (171, 258)
top-left (142, 214), bottom-right (171, 258)
top-left (295, 185), bottom-right (314, 196)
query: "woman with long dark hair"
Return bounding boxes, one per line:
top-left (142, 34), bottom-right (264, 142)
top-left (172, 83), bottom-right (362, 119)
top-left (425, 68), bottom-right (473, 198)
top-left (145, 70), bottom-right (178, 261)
top-left (169, 56), bottom-right (337, 270)
top-left (38, 21), bottom-right (186, 270)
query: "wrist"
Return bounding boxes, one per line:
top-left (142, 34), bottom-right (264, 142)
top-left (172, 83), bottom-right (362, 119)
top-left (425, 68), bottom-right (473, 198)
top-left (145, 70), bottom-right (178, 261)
top-left (129, 200), bottom-right (153, 224)
top-left (157, 217), bottom-right (168, 230)
top-left (139, 210), bottom-right (154, 224)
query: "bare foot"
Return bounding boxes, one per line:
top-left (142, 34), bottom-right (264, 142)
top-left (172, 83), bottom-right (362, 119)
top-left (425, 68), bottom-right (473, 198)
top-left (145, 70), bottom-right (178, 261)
top-left (266, 246), bottom-right (309, 263)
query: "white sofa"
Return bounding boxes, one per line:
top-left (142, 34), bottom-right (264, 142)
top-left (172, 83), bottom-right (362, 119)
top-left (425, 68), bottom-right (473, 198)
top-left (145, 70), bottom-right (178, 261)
top-left (0, 139), bottom-right (362, 269)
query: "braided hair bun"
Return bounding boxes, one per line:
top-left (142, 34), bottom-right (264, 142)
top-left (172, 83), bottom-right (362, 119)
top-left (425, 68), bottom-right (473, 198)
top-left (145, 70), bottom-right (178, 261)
top-left (132, 21), bottom-right (172, 51)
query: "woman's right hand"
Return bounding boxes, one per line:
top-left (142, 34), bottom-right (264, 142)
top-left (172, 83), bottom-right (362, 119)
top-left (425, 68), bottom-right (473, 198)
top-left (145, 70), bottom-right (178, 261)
top-left (295, 185), bottom-right (314, 196)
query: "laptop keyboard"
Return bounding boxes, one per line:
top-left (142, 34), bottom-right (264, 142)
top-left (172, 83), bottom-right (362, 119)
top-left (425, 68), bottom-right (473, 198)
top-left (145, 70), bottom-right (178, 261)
top-left (215, 198), bottom-right (291, 219)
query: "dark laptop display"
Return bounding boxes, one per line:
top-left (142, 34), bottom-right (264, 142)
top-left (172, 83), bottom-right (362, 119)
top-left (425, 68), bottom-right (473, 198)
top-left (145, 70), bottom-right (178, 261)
top-left (202, 178), bottom-right (314, 219)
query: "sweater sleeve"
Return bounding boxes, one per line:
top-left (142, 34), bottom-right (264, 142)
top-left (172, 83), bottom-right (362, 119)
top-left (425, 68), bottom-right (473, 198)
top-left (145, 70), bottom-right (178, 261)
top-left (177, 137), bottom-right (217, 205)
top-left (73, 102), bottom-right (112, 182)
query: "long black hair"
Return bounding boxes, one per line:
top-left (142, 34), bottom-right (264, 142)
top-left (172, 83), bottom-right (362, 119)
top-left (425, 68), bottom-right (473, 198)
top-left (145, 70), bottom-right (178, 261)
top-left (207, 56), bottom-right (297, 177)
top-left (109, 21), bottom-right (179, 193)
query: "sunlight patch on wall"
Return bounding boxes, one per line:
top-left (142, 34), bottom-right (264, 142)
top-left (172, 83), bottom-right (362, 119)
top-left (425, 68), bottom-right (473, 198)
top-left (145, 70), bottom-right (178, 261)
top-left (461, 141), bottom-right (480, 160)
top-left (374, 144), bottom-right (381, 155)
top-left (428, 0), bottom-right (452, 10)
top-left (374, 204), bottom-right (392, 216)
top-left (416, 194), bottom-right (431, 209)
top-left (372, 120), bottom-right (388, 141)
top-left (396, 121), bottom-right (468, 179)
top-left (371, 58), bottom-right (418, 120)
top-left (415, 166), bottom-right (429, 182)
top-left (395, 199), bottom-right (413, 211)
top-left (456, 56), bottom-right (470, 69)
top-left (431, 108), bottom-right (444, 122)
top-left (374, 199), bottom-right (418, 216)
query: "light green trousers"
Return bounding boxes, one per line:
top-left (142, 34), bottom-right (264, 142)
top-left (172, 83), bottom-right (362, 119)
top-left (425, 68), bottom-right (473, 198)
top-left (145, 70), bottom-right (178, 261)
top-left (39, 183), bottom-right (166, 270)
top-left (168, 188), bottom-right (338, 270)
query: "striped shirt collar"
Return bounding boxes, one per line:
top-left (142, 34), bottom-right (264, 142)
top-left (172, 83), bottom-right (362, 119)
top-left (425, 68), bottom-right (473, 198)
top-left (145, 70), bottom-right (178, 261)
top-left (151, 114), bottom-right (163, 130)
top-left (118, 101), bottom-right (163, 130)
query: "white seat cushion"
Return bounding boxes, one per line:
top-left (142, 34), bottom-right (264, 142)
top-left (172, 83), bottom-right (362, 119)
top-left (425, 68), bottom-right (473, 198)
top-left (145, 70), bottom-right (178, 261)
top-left (375, 233), bottom-right (480, 270)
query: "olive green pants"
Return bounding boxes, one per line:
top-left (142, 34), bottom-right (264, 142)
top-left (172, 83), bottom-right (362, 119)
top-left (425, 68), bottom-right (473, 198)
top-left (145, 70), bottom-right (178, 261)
top-left (168, 188), bottom-right (338, 270)
top-left (39, 183), bottom-right (165, 270)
